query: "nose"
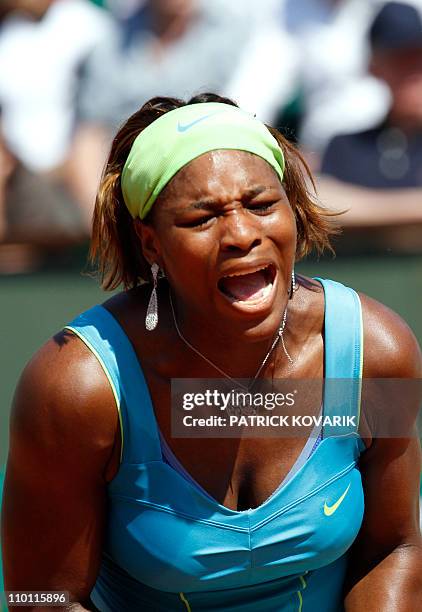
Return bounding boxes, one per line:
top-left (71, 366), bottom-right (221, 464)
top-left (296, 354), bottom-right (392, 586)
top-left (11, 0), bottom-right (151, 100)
top-left (219, 209), bottom-right (262, 253)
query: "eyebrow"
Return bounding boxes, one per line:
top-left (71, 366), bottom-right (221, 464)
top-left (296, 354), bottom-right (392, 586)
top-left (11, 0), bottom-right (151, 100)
top-left (184, 185), bottom-right (268, 211)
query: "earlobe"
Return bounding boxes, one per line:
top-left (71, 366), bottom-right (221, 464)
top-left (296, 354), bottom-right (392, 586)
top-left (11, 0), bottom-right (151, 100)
top-left (134, 218), bottom-right (162, 267)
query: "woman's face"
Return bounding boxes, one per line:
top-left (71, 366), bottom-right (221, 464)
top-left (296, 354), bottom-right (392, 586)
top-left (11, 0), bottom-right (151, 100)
top-left (140, 149), bottom-right (297, 339)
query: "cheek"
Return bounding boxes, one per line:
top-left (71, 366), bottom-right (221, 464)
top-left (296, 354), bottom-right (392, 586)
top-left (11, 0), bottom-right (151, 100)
top-left (160, 229), bottom-right (218, 278)
top-left (268, 207), bottom-right (297, 249)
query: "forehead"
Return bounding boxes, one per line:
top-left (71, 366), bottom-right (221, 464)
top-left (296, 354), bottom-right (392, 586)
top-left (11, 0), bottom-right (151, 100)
top-left (157, 149), bottom-right (283, 203)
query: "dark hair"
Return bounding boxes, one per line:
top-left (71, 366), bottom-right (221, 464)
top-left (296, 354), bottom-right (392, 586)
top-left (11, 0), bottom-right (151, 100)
top-left (90, 93), bottom-right (338, 290)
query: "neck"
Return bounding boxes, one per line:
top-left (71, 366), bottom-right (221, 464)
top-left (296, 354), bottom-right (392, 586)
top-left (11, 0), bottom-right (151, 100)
top-left (168, 289), bottom-right (291, 380)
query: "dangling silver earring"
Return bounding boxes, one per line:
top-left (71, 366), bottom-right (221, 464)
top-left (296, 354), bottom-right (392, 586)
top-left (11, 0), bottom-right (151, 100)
top-left (289, 269), bottom-right (296, 300)
top-left (145, 263), bottom-right (159, 331)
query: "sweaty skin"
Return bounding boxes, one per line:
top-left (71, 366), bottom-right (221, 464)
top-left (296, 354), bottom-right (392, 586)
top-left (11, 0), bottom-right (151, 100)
top-left (2, 151), bottom-right (422, 610)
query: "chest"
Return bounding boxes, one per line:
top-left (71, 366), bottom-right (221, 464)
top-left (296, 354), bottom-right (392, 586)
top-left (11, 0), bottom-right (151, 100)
top-left (142, 361), bottom-right (324, 512)
top-left (158, 435), bottom-right (319, 512)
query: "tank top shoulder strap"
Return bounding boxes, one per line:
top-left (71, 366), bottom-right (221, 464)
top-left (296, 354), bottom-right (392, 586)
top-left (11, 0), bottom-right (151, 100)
top-left (314, 278), bottom-right (364, 439)
top-left (65, 305), bottom-right (162, 464)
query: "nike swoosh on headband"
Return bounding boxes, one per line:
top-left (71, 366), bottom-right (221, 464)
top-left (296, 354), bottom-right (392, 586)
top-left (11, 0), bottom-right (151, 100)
top-left (177, 110), bottom-right (224, 133)
top-left (323, 482), bottom-right (351, 516)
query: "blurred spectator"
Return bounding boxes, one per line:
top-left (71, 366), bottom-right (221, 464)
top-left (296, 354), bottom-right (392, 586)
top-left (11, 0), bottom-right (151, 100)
top-left (0, 0), bottom-right (112, 237)
top-left (68, 0), bottom-right (260, 221)
top-left (294, 1), bottom-right (422, 253)
top-left (227, 1), bottom-right (396, 162)
top-left (223, 4), bottom-right (298, 127)
top-left (280, 0), bottom-right (388, 162)
top-left (322, 1), bottom-right (422, 188)
top-left (77, 0), bottom-right (253, 131)
top-left (0, 121), bottom-right (83, 247)
top-left (0, 0), bottom-right (111, 172)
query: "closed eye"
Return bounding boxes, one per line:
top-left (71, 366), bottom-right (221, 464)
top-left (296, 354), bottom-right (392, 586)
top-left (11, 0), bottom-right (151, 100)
top-left (179, 215), bottom-right (215, 228)
top-left (247, 201), bottom-right (278, 213)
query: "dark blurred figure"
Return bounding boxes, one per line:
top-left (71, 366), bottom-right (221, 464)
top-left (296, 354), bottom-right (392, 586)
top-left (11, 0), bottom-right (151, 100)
top-left (68, 0), bottom-right (252, 221)
top-left (322, 1), bottom-right (422, 188)
top-left (0, 0), bottom-right (111, 240)
top-left (0, 127), bottom-right (82, 247)
top-left (279, 0), bottom-right (385, 164)
top-left (77, 0), bottom-right (251, 131)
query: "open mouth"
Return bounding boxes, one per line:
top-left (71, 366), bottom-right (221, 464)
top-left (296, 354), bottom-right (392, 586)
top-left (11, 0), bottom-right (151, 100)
top-left (217, 264), bottom-right (276, 304)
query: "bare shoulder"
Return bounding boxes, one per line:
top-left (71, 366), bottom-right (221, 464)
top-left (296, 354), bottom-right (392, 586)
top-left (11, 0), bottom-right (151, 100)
top-left (359, 292), bottom-right (422, 378)
top-left (10, 328), bottom-right (119, 476)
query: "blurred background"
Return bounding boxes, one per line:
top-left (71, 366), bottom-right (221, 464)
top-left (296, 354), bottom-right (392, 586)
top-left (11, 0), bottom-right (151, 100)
top-left (1, 0), bottom-right (422, 603)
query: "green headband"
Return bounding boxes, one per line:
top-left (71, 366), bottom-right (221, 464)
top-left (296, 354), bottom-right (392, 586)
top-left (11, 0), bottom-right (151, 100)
top-left (121, 102), bottom-right (285, 220)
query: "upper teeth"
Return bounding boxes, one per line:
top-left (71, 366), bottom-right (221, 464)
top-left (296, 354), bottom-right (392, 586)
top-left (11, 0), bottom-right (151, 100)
top-left (224, 265), bottom-right (269, 278)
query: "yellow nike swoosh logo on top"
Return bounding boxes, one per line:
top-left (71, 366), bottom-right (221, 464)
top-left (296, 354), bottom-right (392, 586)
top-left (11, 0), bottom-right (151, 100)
top-left (323, 483), bottom-right (351, 516)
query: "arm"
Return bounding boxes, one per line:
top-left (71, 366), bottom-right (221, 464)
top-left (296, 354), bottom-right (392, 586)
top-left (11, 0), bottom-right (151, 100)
top-left (64, 125), bottom-right (111, 234)
top-left (316, 176), bottom-right (422, 227)
top-left (0, 131), bottom-right (17, 241)
top-left (344, 295), bottom-right (422, 610)
top-left (1, 330), bottom-right (119, 611)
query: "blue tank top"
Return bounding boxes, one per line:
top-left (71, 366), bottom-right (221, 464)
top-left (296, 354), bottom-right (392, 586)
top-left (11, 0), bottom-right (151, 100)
top-left (65, 278), bottom-right (365, 611)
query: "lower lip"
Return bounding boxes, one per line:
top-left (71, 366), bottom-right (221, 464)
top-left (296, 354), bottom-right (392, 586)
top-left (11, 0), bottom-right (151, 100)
top-left (218, 272), bottom-right (278, 314)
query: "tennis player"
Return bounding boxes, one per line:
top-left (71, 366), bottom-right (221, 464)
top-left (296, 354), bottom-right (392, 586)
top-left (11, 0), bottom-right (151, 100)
top-left (2, 94), bottom-right (422, 611)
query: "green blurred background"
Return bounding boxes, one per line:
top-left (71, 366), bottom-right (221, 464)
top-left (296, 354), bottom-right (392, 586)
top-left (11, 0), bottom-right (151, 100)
top-left (1, 248), bottom-right (422, 607)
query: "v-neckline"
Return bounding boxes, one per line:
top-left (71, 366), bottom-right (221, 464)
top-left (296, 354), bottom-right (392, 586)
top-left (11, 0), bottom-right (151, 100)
top-left (126, 343), bottom-right (327, 514)
top-left (158, 421), bottom-right (324, 513)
